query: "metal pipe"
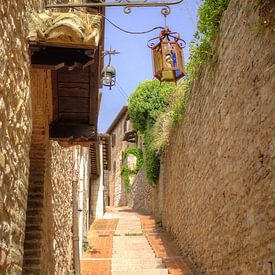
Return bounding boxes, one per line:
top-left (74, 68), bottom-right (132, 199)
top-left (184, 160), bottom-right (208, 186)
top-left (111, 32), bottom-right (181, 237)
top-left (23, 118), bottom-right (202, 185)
top-left (73, 180), bottom-right (81, 275)
top-left (72, 148), bottom-right (80, 275)
top-left (46, 0), bottom-right (183, 9)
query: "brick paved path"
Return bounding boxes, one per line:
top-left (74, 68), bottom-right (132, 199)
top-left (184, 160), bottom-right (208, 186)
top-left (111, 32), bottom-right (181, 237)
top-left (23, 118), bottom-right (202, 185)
top-left (81, 207), bottom-right (195, 275)
top-left (111, 208), bottom-right (169, 275)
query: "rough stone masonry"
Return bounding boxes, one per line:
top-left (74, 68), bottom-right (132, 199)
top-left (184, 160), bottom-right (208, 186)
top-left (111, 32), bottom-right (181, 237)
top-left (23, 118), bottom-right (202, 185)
top-left (0, 1), bottom-right (76, 274)
top-left (160, 0), bottom-right (275, 274)
top-left (129, 0), bottom-right (275, 274)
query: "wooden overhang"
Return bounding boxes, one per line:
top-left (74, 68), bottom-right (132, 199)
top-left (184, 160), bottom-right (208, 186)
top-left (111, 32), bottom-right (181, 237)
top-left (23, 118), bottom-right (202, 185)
top-left (100, 134), bottom-right (111, 171)
top-left (89, 134), bottom-right (111, 176)
top-left (123, 130), bottom-right (137, 143)
top-left (106, 106), bottom-right (128, 134)
top-left (28, 9), bottom-right (105, 144)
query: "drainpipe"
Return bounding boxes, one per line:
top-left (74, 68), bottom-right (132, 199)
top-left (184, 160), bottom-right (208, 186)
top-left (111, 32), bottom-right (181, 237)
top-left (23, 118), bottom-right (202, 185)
top-left (73, 148), bottom-right (80, 275)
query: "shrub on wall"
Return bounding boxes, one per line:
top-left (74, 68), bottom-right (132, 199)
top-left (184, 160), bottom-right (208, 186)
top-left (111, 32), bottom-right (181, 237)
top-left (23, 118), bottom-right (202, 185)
top-left (187, 0), bottom-right (230, 77)
top-left (128, 80), bottom-right (175, 184)
top-left (121, 147), bottom-right (144, 191)
top-left (128, 80), bottom-right (175, 133)
top-left (128, 1), bottom-right (230, 184)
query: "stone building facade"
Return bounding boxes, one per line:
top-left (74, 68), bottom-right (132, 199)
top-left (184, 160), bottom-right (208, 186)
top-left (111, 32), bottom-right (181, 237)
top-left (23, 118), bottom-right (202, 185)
top-left (0, 1), bottom-right (104, 274)
top-left (130, 0), bottom-right (275, 274)
top-left (107, 106), bottom-right (139, 206)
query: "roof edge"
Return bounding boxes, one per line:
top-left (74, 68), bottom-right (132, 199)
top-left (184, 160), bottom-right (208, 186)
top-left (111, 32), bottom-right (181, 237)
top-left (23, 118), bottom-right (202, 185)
top-left (106, 106), bottom-right (128, 134)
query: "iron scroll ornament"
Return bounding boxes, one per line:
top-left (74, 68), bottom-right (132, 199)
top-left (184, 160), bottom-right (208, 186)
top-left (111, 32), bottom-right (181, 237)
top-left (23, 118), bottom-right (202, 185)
top-left (46, 0), bottom-right (184, 15)
top-left (147, 29), bottom-right (186, 49)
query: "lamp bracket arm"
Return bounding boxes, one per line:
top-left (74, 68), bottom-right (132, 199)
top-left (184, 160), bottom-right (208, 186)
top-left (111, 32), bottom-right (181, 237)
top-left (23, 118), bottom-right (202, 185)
top-left (46, 0), bottom-right (184, 15)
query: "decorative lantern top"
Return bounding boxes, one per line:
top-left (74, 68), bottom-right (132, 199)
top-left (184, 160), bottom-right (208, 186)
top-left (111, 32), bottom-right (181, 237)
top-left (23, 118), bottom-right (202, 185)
top-left (148, 28), bottom-right (186, 82)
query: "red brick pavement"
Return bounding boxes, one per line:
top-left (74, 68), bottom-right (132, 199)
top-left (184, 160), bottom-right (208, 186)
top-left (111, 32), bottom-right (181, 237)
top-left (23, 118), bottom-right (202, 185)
top-left (139, 212), bottom-right (196, 275)
top-left (81, 218), bottom-right (118, 275)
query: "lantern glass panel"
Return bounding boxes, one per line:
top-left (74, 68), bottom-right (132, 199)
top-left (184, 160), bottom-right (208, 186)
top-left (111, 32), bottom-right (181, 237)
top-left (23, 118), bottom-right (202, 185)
top-left (162, 42), bottom-right (180, 71)
top-left (152, 44), bottom-right (163, 79)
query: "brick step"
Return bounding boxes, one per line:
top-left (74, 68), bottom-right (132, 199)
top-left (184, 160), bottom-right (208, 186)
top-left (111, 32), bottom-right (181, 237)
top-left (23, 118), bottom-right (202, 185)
top-left (22, 266), bottom-right (41, 275)
top-left (26, 199), bottom-right (43, 209)
top-left (112, 258), bottom-right (163, 265)
top-left (27, 193), bottom-right (44, 200)
top-left (23, 258), bottom-right (41, 267)
top-left (23, 248), bottom-right (42, 258)
top-left (26, 208), bottom-right (43, 216)
top-left (25, 225), bottom-right (42, 231)
top-left (111, 269), bottom-right (169, 275)
top-left (25, 216), bottom-right (42, 225)
top-left (24, 231), bottom-right (43, 241)
top-left (28, 186), bottom-right (44, 194)
top-left (28, 171), bottom-right (46, 177)
top-left (24, 240), bottom-right (42, 250)
top-left (112, 263), bottom-right (166, 271)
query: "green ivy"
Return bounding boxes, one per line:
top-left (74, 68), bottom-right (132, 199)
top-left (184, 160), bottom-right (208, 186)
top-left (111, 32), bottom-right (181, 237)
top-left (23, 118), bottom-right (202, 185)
top-left (187, 0), bottom-right (230, 77)
top-left (144, 127), bottom-right (160, 185)
top-left (128, 80), bottom-right (175, 134)
top-left (121, 147), bottom-right (144, 192)
top-left (127, 1), bottom-right (230, 185)
top-left (128, 80), bottom-right (174, 185)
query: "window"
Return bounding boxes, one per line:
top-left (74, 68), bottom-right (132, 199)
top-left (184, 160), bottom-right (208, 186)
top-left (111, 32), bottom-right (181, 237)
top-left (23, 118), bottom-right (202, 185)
top-left (113, 160), bottom-right (116, 173)
top-left (124, 119), bottom-right (128, 133)
top-left (112, 134), bottom-right (116, 147)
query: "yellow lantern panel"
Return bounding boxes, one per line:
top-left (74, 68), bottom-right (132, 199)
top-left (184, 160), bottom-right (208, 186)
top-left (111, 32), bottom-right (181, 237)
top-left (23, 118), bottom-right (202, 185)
top-left (149, 28), bottom-right (186, 82)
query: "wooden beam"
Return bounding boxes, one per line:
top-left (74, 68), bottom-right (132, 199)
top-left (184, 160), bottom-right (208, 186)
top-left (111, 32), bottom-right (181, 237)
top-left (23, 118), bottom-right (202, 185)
top-left (31, 62), bottom-right (65, 70)
top-left (89, 54), bottom-right (99, 127)
top-left (51, 70), bottom-right (59, 122)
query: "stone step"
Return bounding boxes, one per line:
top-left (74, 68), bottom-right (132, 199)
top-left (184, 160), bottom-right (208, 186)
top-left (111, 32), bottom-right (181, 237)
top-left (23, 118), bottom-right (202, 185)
top-left (25, 225), bottom-right (42, 231)
top-left (24, 231), bottom-right (43, 240)
top-left (27, 194), bottom-right (44, 202)
top-left (23, 248), bottom-right (42, 258)
top-left (112, 258), bottom-right (163, 265)
top-left (24, 240), bottom-right (42, 250)
top-left (25, 216), bottom-right (42, 225)
top-left (26, 199), bottom-right (43, 209)
top-left (28, 185), bottom-right (44, 194)
top-left (23, 257), bottom-right (41, 266)
top-left (22, 266), bottom-right (41, 275)
top-left (26, 208), bottom-right (43, 216)
top-left (111, 269), bottom-right (169, 275)
top-left (112, 263), bottom-right (165, 271)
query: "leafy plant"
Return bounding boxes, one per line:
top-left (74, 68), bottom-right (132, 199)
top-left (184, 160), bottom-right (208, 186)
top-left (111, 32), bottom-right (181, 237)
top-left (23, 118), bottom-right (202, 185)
top-left (128, 80), bottom-right (175, 133)
top-left (127, 1), bottom-right (230, 184)
top-left (187, 0), bottom-right (230, 77)
top-left (124, 232), bottom-right (143, 236)
top-left (128, 80), bottom-right (174, 184)
top-left (121, 147), bottom-right (144, 191)
top-left (144, 127), bottom-right (161, 184)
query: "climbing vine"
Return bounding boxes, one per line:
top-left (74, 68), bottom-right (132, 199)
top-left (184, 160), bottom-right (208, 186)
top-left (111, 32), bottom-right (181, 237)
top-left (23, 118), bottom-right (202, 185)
top-left (128, 1), bottom-right (230, 185)
top-left (187, 0), bottom-right (230, 77)
top-left (121, 147), bottom-right (144, 192)
top-left (128, 80), bottom-right (174, 185)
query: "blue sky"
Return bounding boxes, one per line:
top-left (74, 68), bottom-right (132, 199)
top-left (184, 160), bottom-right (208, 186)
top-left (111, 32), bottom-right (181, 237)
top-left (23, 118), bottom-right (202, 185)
top-left (98, 0), bottom-right (199, 132)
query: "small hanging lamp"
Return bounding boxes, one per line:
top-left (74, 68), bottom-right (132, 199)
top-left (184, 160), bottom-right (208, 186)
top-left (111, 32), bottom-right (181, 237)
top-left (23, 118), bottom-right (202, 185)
top-left (102, 48), bottom-right (119, 90)
top-left (148, 27), bottom-right (186, 82)
top-left (102, 65), bottom-right (116, 89)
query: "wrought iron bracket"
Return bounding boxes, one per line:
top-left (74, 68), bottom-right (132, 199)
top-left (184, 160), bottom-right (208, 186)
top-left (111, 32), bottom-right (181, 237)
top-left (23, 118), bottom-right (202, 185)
top-left (46, 0), bottom-right (184, 15)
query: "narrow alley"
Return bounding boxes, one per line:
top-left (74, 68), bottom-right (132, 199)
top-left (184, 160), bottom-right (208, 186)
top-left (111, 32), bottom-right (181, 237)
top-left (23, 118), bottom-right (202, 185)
top-left (1, 0), bottom-right (274, 274)
top-left (81, 207), bottom-right (195, 275)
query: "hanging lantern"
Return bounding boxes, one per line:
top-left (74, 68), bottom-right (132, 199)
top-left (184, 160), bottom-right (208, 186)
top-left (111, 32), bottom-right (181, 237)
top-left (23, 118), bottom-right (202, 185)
top-left (101, 48), bottom-right (119, 90)
top-left (102, 65), bottom-right (116, 90)
top-left (148, 28), bottom-right (186, 82)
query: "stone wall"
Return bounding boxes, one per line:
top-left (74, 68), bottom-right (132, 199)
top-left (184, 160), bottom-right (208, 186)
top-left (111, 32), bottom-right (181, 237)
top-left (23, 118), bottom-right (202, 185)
top-left (0, 1), bottom-right (42, 273)
top-left (127, 166), bottom-right (161, 218)
top-left (51, 142), bottom-right (74, 275)
top-left (0, 1), bottom-right (78, 274)
top-left (159, 1), bottom-right (275, 274)
top-left (109, 112), bottom-right (129, 206)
